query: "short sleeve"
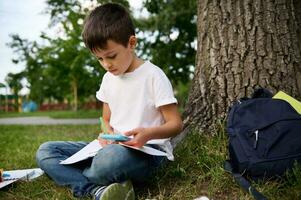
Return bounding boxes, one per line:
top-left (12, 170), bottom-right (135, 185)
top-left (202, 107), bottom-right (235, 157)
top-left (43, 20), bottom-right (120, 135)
top-left (96, 73), bottom-right (108, 103)
top-left (153, 69), bottom-right (177, 108)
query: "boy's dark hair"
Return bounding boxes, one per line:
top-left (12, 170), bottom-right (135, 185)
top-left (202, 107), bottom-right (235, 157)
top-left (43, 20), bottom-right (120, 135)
top-left (82, 3), bottom-right (135, 52)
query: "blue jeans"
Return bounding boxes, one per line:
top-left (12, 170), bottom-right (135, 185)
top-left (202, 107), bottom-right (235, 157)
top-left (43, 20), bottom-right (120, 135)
top-left (36, 141), bottom-right (166, 197)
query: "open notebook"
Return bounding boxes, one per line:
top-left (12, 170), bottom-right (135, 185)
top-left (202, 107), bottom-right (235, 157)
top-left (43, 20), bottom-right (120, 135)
top-left (60, 139), bottom-right (168, 165)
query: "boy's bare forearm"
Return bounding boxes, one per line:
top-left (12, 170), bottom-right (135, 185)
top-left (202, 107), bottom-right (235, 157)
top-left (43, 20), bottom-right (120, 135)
top-left (122, 119), bottom-right (183, 148)
top-left (146, 119), bottom-right (183, 140)
top-left (148, 103), bottom-right (183, 139)
top-left (102, 118), bottom-right (114, 133)
top-left (102, 102), bottom-right (113, 133)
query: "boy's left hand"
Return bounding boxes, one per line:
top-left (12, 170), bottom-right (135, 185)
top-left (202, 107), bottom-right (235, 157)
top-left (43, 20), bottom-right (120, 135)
top-left (122, 128), bottom-right (151, 148)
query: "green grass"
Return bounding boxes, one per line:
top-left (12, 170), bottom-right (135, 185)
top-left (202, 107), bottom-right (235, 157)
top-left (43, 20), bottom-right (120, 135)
top-left (0, 110), bottom-right (101, 119)
top-left (0, 124), bottom-right (301, 199)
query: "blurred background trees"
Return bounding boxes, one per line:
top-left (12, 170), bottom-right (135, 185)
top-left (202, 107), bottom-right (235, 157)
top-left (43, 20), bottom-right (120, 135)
top-left (6, 0), bottom-right (196, 111)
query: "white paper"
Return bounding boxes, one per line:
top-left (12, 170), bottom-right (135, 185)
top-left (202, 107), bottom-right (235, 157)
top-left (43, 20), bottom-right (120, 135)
top-left (120, 144), bottom-right (168, 156)
top-left (0, 168), bottom-right (44, 189)
top-left (0, 180), bottom-right (17, 188)
top-left (60, 139), bottom-right (102, 164)
top-left (60, 139), bottom-right (168, 165)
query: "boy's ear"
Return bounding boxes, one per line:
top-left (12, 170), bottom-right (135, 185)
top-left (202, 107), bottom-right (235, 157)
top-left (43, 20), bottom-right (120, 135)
top-left (128, 35), bottom-right (137, 49)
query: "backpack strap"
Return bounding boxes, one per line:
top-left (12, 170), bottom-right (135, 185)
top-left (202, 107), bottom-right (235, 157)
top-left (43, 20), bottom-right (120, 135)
top-left (224, 161), bottom-right (268, 200)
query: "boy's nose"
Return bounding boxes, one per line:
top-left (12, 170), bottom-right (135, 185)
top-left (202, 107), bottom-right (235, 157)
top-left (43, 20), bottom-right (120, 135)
top-left (102, 60), bottom-right (112, 68)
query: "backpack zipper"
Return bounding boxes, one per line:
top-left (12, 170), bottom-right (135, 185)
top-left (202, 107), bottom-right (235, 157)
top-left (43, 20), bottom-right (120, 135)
top-left (253, 130), bottom-right (258, 149)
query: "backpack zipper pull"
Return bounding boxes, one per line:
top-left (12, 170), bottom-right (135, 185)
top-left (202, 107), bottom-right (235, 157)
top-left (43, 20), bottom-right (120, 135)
top-left (253, 130), bottom-right (258, 149)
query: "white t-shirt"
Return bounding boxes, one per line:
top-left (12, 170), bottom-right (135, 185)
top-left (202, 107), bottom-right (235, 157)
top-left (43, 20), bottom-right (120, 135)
top-left (96, 61), bottom-right (177, 160)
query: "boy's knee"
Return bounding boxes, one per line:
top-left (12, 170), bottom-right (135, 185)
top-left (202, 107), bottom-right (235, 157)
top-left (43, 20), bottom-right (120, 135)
top-left (96, 144), bottom-right (129, 168)
top-left (95, 144), bottom-right (127, 171)
top-left (84, 144), bottom-right (130, 184)
top-left (36, 141), bottom-right (58, 166)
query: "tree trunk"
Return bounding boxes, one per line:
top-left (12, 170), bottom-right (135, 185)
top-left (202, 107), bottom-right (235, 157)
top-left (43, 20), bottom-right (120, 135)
top-left (184, 0), bottom-right (301, 133)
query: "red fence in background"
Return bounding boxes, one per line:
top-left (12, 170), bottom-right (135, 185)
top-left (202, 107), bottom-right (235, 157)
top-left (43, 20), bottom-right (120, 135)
top-left (0, 105), bottom-right (16, 112)
top-left (39, 101), bottom-right (102, 111)
top-left (80, 101), bottom-right (102, 110)
top-left (39, 103), bottom-right (69, 111)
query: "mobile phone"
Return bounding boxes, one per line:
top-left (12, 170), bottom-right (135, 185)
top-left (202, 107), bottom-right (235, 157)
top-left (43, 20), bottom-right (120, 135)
top-left (99, 134), bottom-right (130, 142)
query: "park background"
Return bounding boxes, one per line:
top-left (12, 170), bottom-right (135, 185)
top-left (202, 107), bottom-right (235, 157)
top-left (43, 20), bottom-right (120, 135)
top-left (1, 0), bottom-right (301, 199)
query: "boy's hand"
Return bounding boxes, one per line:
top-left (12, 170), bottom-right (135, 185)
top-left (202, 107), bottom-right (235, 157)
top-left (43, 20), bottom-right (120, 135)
top-left (122, 128), bottom-right (151, 148)
top-left (98, 133), bottom-right (116, 147)
top-left (98, 137), bottom-right (110, 147)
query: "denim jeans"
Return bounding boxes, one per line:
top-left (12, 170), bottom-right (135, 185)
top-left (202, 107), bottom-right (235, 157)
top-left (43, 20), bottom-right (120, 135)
top-left (36, 141), bottom-right (166, 197)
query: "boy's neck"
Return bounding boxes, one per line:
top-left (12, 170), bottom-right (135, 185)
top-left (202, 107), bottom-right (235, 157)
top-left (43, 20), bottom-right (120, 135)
top-left (126, 55), bottom-right (144, 73)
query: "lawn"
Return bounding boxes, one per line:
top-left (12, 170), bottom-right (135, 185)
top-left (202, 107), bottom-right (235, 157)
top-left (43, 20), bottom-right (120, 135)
top-left (0, 110), bottom-right (101, 119)
top-left (0, 124), bottom-right (301, 199)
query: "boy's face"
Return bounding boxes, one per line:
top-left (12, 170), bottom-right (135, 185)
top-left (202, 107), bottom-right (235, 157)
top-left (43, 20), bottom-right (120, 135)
top-left (93, 37), bottom-right (136, 76)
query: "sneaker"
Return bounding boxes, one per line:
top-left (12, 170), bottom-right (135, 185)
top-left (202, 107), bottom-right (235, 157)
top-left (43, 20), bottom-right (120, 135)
top-left (94, 180), bottom-right (135, 200)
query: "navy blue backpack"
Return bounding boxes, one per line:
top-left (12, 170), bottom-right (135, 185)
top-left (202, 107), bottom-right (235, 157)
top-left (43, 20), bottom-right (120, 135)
top-left (224, 88), bottom-right (301, 200)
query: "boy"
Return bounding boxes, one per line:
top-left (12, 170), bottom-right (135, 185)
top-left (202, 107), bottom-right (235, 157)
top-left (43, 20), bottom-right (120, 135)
top-left (36, 3), bottom-right (183, 200)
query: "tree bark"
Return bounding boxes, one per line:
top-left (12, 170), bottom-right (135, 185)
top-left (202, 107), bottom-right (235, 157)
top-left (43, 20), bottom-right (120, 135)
top-left (184, 0), bottom-right (301, 133)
